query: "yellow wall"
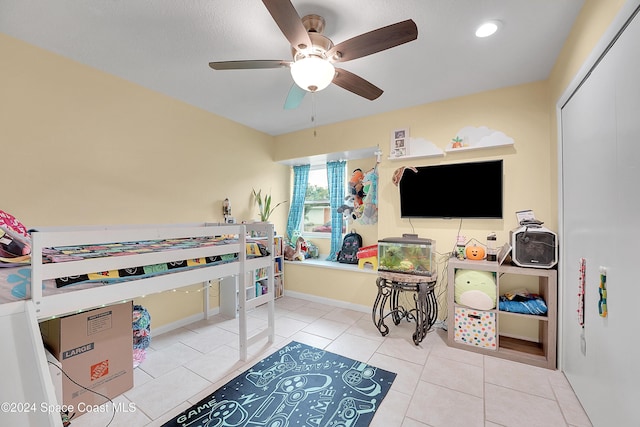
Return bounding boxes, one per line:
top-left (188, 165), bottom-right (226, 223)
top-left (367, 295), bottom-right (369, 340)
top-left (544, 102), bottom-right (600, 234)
top-left (277, 0), bottom-right (629, 316)
top-left (549, 0), bottom-right (626, 100)
top-left (2, 33), bottom-right (289, 327)
top-left (286, 265), bottom-right (377, 307)
top-left (277, 81), bottom-right (552, 314)
top-left (3, 0), bottom-right (626, 329)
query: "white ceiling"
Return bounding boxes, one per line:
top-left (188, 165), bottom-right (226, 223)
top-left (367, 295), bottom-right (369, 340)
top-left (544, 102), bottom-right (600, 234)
top-left (1, 0), bottom-right (584, 136)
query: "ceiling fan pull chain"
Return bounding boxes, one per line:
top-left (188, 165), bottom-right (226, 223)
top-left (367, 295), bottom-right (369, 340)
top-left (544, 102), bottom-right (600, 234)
top-left (311, 92), bottom-right (317, 137)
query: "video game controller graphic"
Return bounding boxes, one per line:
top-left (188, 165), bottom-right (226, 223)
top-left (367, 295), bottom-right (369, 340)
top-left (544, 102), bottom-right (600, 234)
top-left (276, 374), bottom-right (333, 403)
top-left (324, 397), bottom-right (376, 427)
top-left (342, 362), bottom-right (381, 396)
top-left (206, 400), bottom-right (248, 427)
top-left (245, 374), bottom-right (332, 427)
top-left (246, 353), bottom-right (297, 387)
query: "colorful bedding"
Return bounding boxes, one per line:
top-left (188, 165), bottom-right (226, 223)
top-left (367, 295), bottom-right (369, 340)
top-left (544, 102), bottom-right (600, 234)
top-left (41, 236), bottom-right (231, 263)
top-left (0, 237), bottom-right (268, 304)
top-left (42, 236), bottom-right (239, 287)
top-left (53, 252), bottom-right (240, 287)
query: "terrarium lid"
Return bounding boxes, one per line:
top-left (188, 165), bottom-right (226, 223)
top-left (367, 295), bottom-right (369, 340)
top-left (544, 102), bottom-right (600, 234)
top-left (379, 234), bottom-right (433, 245)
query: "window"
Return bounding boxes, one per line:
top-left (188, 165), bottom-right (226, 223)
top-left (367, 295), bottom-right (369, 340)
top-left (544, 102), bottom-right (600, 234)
top-left (302, 164), bottom-right (346, 235)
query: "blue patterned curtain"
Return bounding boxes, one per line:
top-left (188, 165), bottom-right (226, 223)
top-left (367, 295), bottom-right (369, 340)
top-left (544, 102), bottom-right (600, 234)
top-left (326, 160), bottom-right (346, 261)
top-left (286, 164), bottom-right (310, 242)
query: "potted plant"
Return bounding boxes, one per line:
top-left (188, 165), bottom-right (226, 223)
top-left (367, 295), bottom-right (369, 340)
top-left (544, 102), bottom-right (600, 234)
top-left (252, 189), bottom-right (286, 222)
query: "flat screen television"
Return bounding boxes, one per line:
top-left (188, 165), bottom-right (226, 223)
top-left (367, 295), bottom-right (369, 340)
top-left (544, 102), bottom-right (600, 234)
top-left (399, 159), bottom-right (503, 219)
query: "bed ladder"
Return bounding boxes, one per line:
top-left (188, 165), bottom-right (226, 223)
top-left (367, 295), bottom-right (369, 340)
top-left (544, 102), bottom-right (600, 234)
top-left (0, 301), bottom-right (62, 426)
top-left (237, 222), bottom-right (276, 361)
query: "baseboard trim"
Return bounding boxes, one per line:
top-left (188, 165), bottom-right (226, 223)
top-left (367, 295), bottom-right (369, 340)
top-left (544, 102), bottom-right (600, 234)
top-left (284, 290), bottom-right (370, 314)
top-left (153, 307), bottom-right (220, 336)
top-left (153, 291), bottom-right (370, 336)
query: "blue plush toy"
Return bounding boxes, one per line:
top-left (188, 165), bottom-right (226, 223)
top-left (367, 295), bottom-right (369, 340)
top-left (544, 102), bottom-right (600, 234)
top-left (357, 167), bottom-right (378, 224)
top-left (362, 167), bottom-right (378, 205)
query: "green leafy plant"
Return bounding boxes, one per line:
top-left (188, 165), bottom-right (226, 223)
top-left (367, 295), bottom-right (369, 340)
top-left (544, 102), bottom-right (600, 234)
top-left (252, 189), bottom-right (286, 222)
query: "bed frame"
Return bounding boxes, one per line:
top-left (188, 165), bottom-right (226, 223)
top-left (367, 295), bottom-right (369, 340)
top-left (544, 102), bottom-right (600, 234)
top-left (1, 222), bottom-right (276, 426)
top-left (29, 221), bottom-right (276, 359)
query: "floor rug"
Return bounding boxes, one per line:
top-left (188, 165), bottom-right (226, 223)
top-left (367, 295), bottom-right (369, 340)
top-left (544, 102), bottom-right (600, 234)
top-left (162, 341), bottom-right (396, 427)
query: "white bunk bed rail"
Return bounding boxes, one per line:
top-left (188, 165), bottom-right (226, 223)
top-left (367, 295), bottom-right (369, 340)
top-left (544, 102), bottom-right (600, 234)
top-left (27, 221), bottom-right (275, 359)
top-left (29, 223), bottom-right (244, 319)
top-left (1, 222), bottom-right (276, 426)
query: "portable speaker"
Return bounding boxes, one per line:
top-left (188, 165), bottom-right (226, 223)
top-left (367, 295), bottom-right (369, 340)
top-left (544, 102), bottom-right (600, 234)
top-left (510, 225), bottom-right (558, 268)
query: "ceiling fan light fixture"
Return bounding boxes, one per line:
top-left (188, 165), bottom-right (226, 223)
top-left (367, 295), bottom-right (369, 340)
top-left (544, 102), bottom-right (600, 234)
top-left (475, 20), bottom-right (501, 38)
top-left (290, 56), bottom-right (335, 92)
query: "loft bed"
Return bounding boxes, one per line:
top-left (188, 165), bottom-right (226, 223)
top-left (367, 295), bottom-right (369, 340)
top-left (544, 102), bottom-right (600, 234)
top-left (0, 222), bottom-right (276, 427)
top-left (2, 221), bottom-right (276, 356)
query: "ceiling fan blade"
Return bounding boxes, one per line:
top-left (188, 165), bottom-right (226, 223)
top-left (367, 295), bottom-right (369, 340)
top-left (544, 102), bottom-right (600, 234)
top-left (209, 60), bottom-right (291, 70)
top-left (284, 84), bottom-right (307, 110)
top-left (332, 68), bottom-right (383, 101)
top-left (327, 19), bottom-right (418, 63)
top-left (262, 0), bottom-right (312, 52)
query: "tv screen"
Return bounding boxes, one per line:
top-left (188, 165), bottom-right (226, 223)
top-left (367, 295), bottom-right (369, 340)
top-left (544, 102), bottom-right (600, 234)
top-left (399, 160), bottom-right (503, 219)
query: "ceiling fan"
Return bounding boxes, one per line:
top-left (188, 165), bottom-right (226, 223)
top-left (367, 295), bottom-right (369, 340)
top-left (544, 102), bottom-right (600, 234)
top-left (209, 0), bottom-right (418, 109)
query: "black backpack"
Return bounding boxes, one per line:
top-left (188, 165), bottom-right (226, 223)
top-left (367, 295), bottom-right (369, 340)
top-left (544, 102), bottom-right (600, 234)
top-left (337, 231), bottom-right (363, 264)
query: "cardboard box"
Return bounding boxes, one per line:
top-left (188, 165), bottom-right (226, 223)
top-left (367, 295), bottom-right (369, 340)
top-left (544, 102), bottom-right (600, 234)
top-left (40, 302), bottom-right (133, 416)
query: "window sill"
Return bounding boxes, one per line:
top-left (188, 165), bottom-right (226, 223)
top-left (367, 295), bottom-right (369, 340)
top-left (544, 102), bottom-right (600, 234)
top-left (284, 258), bottom-right (378, 274)
top-left (301, 232), bottom-right (332, 239)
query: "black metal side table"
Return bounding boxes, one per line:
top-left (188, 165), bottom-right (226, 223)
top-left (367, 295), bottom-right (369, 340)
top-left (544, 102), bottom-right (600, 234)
top-left (372, 271), bottom-right (438, 345)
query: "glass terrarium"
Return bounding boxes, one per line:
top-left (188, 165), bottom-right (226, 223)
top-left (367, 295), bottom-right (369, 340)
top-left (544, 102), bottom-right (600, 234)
top-left (378, 234), bottom-right (435, 276)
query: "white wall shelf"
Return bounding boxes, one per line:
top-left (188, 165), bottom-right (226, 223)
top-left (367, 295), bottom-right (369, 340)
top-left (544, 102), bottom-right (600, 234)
top-left (388, 152), bottom-right (445, 161)
top-left (445, 141), bottom-right (514, 153)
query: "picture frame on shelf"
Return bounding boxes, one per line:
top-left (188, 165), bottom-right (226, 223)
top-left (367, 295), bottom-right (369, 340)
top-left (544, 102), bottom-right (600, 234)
top-left (390, 128), bottom-right (410, 158)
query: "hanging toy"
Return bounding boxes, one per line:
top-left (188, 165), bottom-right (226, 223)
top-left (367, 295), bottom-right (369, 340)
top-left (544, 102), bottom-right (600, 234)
top-left (598, 266), bottom-right (607, 318)
top-left (348, 168), bottom-right (366, 211)
top-left (392, 166), bottom-right (418, 186)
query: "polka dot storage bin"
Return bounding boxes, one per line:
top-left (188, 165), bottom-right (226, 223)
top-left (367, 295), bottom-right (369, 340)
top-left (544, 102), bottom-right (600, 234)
top-left (454, 306), bottom-right (497, 350)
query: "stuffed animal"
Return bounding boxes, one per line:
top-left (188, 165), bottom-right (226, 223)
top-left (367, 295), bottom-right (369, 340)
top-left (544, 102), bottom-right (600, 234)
top-left (337, 195), bottom-right (356, 220)
top-left (357, 167), bottom-right (378, 224)
top-left (284, 243), bottom-right (296, 261)
top-left (352, 203), bottom-right (365, 220)
top-left (454, 269), bottom-right (497, 310)
top-left (359, 203), bottom-right (378, 224)
top-left (361, 168), bottom-right (378, 205)
top-left (348, 168), bottom-right (366, 211)
top-left (305, 240), bottom-right (319, 258)
top-left (292, 237), bottom-right (307, 261)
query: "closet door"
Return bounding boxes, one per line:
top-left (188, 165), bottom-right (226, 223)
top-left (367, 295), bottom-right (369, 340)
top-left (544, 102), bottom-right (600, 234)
top-left (560, 8), bottom-right (640, 427)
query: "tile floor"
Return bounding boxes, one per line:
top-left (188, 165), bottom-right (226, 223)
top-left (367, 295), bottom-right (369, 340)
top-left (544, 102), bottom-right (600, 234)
top-left (71, 296), bottom-right (592, 427)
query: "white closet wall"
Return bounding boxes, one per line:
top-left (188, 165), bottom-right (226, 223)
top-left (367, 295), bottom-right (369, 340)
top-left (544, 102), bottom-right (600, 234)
top-left (559, 3), bottom-right (640, 426)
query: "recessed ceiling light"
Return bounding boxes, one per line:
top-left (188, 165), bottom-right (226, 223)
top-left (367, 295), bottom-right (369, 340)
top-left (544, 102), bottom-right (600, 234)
top-left (476, 20), bottom-right (501, 38)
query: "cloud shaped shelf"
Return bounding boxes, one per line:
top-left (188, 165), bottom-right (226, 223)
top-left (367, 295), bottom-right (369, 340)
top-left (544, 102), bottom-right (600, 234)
top-left (446, 126), bottom-right (514, 152)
